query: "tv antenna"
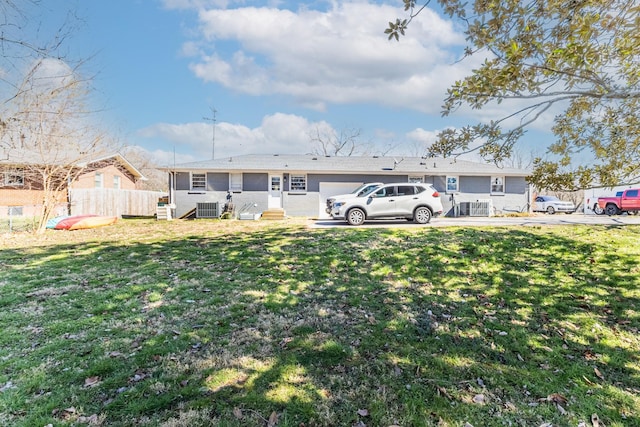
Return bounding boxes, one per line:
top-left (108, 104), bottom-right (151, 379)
top-left (203, 106), bottom-right (217, 159)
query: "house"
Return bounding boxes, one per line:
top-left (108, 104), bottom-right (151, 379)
top-left (167, 154), bottom-right (531, 219)
top-left (0, 153), bottom-right (162, 219)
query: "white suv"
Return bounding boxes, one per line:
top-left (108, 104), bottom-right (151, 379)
top-left (330, 183), bottom-right (443, 225)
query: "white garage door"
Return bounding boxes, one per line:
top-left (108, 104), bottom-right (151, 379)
top-left (318, 182), bottom-right (364, 219)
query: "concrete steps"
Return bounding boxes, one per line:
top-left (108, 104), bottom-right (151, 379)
top-left (261, 208), bottom-right (286, 220)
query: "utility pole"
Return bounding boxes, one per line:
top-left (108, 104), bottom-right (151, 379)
top-left (203, 107), bottom-right (217, 160)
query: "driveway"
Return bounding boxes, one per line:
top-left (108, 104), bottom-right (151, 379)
top-left (310, 213), bottom-right (640, 228)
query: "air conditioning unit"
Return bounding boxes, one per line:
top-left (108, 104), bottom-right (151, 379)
top-left (196, 202), bottom-right (219, 218)
top-left (469, 200), bottom-right (493, 217)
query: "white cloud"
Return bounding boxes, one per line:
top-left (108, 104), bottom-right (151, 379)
top-left (407, 128), bottom-right (439, 145)
top-left (184, 2), bottom-right (472, 114)
top-left (135, 112), bottom-right (328, 163)
top-left (151, 1), bottom-right (555, 161)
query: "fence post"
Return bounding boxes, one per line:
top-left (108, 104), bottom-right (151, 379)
top-left (8, 207), bottom-right (13, 233)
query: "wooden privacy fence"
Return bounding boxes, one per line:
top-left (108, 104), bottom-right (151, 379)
top-left (70, 189), bottom-right (167, 217)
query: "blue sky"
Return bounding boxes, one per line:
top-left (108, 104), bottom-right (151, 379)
top-left (37, 0), bottom-right (552, 167)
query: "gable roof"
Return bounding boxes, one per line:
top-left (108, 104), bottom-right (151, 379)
top-left (78, 153), bottom-right (146, 181)
top-left (169, 154), bottom-right (530, 177)
top-left (1, 150), bottom-right (146, 180)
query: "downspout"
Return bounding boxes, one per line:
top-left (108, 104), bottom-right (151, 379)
top-left (67, 175), bottom-right (72, 215)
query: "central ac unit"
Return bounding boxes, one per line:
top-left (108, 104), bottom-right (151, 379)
top-left (196, 202), bottom-right (219, 218)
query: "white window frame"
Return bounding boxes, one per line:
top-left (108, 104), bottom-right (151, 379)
top-left (4, 169), bottom-right (24, 186)
top-left (95, 172), bottom-right (103, 189)
top-left (491, 176), bottom-right (505, 194)
top-left (229, 173), bottom-right (242, 191)
top-left (113, 175), bottom-right (121, 190)
top-left (289, 174), bottom-right (307, 192)
top-left (191, 173), bottom-right (206, 190)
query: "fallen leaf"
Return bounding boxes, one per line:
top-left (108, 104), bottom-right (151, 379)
top-left (232, 407), bottom-right (243, 419)
top-left (557, 403), bottom-right (567, 415)
top-left (594, 367), bottom-right (605, 381)
top-left (130, 372), bottom-right (146, 382)
top-left (84, 377), bottom-right (100, 387)
top-left (547, 393), bottom-right (568, 405)
top-left (78, 414), bottom-right (99, 423)
top-left (591, 413), bottom-right (601, 427)
top-left (472, 394), bottom-right (485, 404)
top-left (267, 411), bottom-right (278, 427)
top-left (357, 409), bottom-right (369, 416)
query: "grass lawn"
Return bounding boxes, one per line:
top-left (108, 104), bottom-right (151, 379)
top-left (0, 219), bottom-right (638, 427)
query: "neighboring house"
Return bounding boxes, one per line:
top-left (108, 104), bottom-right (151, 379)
top-left (167, 154), bottom-right (531, 219)
top-left (0, 153), bottom-right (163, 218)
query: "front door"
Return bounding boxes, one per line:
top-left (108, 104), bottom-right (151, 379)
top-left (268, 174), bottom-right (282, 209)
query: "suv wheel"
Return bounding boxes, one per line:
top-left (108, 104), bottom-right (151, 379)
top-left (346, 208), bottom-right (366, 226)
top-left (546, 206), bottom-right (555, 214)
top-left (414, 206), bottom-right (432, 224)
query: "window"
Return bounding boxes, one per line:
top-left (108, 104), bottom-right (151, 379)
top-left (491, 176), bottom-right (504, 194)
top-left (230, 173), bottom-right (242, 191)
top-left (289, 174), bottom-right (307, 192)
top-left (4, 169), bottom-right (24, 186)
top-left (8, 206), bottom-right (23, 216)
top-left (113, 175), bottom-right (121, 189)
top-left (191, 173), bottom-right (206, 190)
top-left (446, 176), bottom-right (459, 193)
top-left (271, 176), bottom-right (281, 191)
top-left (95, 172), bottom-right (103, 188)
top-left (397, 185), bottom-right (415, 196)
top-left (372, 186), bottom-right (391, 198)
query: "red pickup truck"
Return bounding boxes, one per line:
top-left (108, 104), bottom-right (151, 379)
top-left (597, 188), bottom-right (640, 215)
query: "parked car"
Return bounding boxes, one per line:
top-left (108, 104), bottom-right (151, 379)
top-left (533, 195), bottom-right (576, 214)
top-left (330, 183), bottom-right (443, 225)
top-left (325, 182), bottom-right (383, 214)
top-left (597, 188), bottom-right (640, 215)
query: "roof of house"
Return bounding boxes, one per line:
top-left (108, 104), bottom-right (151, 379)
top-left (1, 150), bottom-right (145, 180)
top-left (169, 154), bottom-right (530, 177)
top-left (78, 153), bottom-right (146, 181)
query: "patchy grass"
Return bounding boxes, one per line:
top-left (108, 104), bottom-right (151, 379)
top-left (0, 219), bottom-right (639, 427)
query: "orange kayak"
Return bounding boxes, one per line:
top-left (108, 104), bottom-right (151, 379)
top-left (53, 215), bottom-right (117, 230)
top-left (68, 216), bottom-right (118, 230)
